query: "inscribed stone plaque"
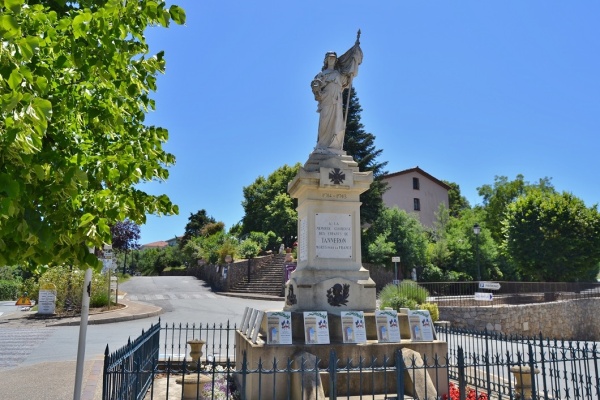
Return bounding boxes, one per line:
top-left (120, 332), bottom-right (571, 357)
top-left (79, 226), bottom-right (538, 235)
top-left (315, 213), bottom-right (352, 259)
top-left (299, 217), bottom-right (308, 261)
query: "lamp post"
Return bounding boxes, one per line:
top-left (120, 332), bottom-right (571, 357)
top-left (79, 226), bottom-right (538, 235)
top-left (473, 223), bottom-right (481, 281)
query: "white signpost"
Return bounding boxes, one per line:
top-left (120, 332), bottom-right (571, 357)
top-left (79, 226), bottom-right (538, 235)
top-left (474, 292), bottom-right (494, 301)
top-left (479, 282), bottom-right (501, 290)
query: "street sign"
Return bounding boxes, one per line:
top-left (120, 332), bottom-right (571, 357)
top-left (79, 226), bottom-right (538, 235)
top-left (391, 257), bottom-right (400, 262)
top-left (392, 279), bottom-right (400, 285)
top-left (474, 292), bottom-right (493, 301)
top-left (479, 282), bottom-right (501, 290)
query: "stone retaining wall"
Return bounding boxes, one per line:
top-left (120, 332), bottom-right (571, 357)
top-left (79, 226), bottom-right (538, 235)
top-left (187, 255), bottom-right (276, 292)
top-left (440, 298), bottom-right (600, 341)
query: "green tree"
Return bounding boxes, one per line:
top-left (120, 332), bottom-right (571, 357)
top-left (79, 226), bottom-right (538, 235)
top-left (264, 193), bottom-right (297, 248)
top-left (502, 190), bottom-right (600, 282)
top-left (477, 175), bottom-right (554, 243)
top-left (443, 208), bottom-right (500, 281)
top-left (110, 220), bottom-right (140, 274)
top-left (365, 207), bottom-right (427, 277)
top-left (342, 89), bottom-right (388, 224)
top-left (240, 164), bottom-right (300, 245)
top-left (180, 209), bottom-right (217, 248)
top-left (0, 0), bottom-right (184, 268)
top-left (443, 180), bottom-right (470, 217)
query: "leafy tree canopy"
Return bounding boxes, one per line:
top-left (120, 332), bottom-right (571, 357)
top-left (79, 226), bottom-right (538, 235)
top-left (180, 209), bottom-right (217, 247)
top-left (342, 89), bottom-right (388, 224)
top-left (0, 0), bottom-right (184, 269)
top-left (443, 180), bottom-right (471, 218)
top-left (502, 190), bottom-right (600, 282)
top-left (365, 207), bottom-right (427, 276)
top-left (110, 220), bottom-right (140, 253)
top-left (240, 163), bottom-right (300, 246)
top-left (477, 175), bottom-right (554, 243)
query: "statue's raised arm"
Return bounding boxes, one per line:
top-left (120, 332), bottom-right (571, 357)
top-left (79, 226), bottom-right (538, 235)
top-left (311, 31), bottom-right (363, 154)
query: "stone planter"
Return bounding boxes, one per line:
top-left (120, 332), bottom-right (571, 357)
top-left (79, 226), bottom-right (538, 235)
top-left (187, 339), bottom-right (206, 365)
top-left (510, 365), bottom-right (540, 400)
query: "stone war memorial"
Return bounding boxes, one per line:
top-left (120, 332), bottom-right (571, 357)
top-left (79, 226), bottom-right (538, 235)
top-left (235, 32), bottom-right (448, 400)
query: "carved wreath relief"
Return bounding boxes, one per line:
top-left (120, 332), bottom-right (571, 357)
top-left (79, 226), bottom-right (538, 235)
top-left (326, 283), bottom-right (350, 307)
top-left (286, 285), bottom-right (297, 306)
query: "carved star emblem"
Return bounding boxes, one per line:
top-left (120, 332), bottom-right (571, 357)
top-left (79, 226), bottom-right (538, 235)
top-left (329, 168), bottom-right (346, 185)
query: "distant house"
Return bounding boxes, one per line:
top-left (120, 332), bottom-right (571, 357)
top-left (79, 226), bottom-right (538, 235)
top-left (381, 166), bottom-right (450, 228)
top-left (140, 241), bottom-right (169, 250)
top-left (166, 236), bottom-right (182, 247)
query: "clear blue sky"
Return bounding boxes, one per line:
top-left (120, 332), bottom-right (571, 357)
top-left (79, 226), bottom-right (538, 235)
top-left (138, 1), bottom-right (600, 245)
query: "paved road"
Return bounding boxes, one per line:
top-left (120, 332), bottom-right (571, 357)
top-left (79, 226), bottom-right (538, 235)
top-left (0, 276), bottom-right (283, 399)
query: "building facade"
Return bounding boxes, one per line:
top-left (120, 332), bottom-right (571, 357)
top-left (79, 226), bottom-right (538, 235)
top-left (381, 166), bottom-right (450, 228)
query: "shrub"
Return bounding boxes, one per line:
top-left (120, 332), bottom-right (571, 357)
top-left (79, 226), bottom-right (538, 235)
top-left (396, 280), bottom-right (430, 304)
top-left (23, 266), bottom-right (111, 312)
top-left (378, 283), bottom-right (418, 311)
top-left (0, 280), bottom-right (21, 300)
top-left (418, 302), bottom-right (439, 322)
top-left (239, 239), bottom-right (261, 259)
top-left (420, 264), bottom-right (445, 282)
top-left (90, 291), bottom-right (110, 308)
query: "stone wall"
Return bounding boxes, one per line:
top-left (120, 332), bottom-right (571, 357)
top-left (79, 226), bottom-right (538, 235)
top-left (187, 255), bottom-right (277, 292)
top-left (440, 298), bottom-right (600, 341)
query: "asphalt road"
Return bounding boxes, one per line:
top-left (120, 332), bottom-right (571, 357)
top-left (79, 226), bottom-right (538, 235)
top-left (0, 276), bottom-right (284, 370)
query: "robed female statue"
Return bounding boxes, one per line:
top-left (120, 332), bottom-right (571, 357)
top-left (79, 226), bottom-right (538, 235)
top-left (311, 32), bottom-right (363, 153)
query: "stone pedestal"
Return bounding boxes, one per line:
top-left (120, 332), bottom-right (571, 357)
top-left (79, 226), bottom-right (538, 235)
top-left (284, 152), bottom-right (376, 314)
top-left (510, 365), bottom-right (540, 400)
top-left (235, 329), bottom-right (448, 400)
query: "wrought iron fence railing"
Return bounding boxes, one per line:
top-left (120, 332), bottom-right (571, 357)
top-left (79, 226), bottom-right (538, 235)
top-left (103, 320), bottom-right (600, 399)
top-left (416, 281), bottom-right (600, 307)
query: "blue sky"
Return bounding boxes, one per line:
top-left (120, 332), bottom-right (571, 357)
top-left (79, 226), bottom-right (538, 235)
top-left (138, 1), bottom-right (600, 245)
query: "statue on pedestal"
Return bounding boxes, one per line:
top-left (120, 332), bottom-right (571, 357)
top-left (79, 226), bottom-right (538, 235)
top-left (311, 30), bottom-right (363, 154)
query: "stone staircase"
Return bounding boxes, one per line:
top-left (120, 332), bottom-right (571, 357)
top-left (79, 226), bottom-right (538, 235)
top-left (228, 254), bottom-right (288, 297)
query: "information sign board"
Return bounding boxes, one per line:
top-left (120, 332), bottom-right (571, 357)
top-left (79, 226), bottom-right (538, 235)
top-left (408, 310), bottom-right (434, 341)
top-left (266, 312), bottom-right (292, 345)
top-left (375, 310), bottom-right (401, 343)
top-left (340, 311), bottom-right (367, 344)
top-left (303, 311), bottom-right (330, 344)
top-left (474, 292), bottom-right (494, 301)
top-left (479, 282), bottom-right (501, 290)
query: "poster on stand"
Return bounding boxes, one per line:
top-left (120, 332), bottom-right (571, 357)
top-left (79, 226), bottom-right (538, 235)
top-left (240, 307), bottom-right (251, 333)
top-left (340, 311), bottom-right (366, 344)
top-left (408, 310), bottom-right (434, 341)
top-left (251, 311), bottom-right (265, 344)
top-left (246, 309), bottom-right (258, 337)
top-left (375, 310), bottom-right (401, 343)
top-left (303, 311), bottom-right (330, 344)
top-left (266, 311), bottom-right (292, 344)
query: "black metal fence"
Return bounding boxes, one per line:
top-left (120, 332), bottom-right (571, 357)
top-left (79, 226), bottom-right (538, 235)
top-left (103, 320), bottom-right (600, 399)
top-left (416, 281), bottom-right (600, 307)
top-left (103, 320), bottom-right (161, 400)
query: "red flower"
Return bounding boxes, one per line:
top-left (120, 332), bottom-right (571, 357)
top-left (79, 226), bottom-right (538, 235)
top-left (445, 382), bottom-right (488, 400)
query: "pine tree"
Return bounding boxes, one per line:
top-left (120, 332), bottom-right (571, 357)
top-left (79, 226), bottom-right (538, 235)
top-left (342, 89), bottom-right (388, 224)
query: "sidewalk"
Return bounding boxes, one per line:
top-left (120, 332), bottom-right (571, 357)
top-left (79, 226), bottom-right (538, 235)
top-left (47, 298), bottom-right (163, 327)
